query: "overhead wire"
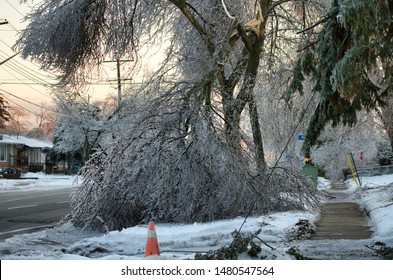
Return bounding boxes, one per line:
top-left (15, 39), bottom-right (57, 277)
top-left (6, 21), bottom-right (19, 32)
top-left (0, 52), bottom-right (55, 87)
top-left (0, 88), bottom-right (53, 112)
top-left (0, 16), bottom-right (123, 115)
top-left (0, 36), bottom-right (56, 101)
top-left (0, 41), bottom-right (57, 99)
top-left (0, 52), bottom-right (54, 84)
top-left (2, 94), bottom-right (42, 117)
top-left (0, 39), bottom-right (56, 80)
top-left (4, 0), bottom-right (25, 17)
top-left (0, 55), bottom-right (53, 98)
top-left (0, 88), bottom-right (78, 119)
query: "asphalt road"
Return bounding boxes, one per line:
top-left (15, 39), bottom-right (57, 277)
top-left (0, 188), bottom-right (77, 241)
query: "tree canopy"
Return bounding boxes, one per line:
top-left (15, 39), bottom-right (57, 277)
top-left (288, 0), bottom-right (393, 151)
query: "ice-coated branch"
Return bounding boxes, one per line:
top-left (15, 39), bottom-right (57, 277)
top-left (221, 0), bottom-right (235, 19)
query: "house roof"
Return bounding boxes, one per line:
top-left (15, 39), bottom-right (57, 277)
top-left (0, 134), bottom-right (53, 149)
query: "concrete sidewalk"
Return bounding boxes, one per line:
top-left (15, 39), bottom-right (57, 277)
top-left (312, 183), bottom-right (372, 240)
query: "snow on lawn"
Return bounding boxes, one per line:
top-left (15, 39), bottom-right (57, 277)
top-left (0, 175), bottom-right (392, 260)
top-left (354, 175), bottom-right (393, 239)
top-left (0, 172), bottom-right (81, 192)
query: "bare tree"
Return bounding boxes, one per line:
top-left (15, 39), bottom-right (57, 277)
top-left (5, 106), bottom-right (31, 134)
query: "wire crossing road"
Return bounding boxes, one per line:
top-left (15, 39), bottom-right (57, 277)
top-left (0, 188), bottom-right (77, 241)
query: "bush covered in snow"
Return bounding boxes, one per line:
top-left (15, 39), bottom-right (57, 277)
top-left (311, 111), bottom-right (387, 180)
top-left (376, 141), bottom-right (393, 166)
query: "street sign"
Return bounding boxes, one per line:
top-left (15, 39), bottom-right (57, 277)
top-left (297, 134), bottom-right (305, 142)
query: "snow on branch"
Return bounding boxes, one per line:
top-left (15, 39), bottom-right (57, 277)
top-left (221, 0), bottom-right (235, 19)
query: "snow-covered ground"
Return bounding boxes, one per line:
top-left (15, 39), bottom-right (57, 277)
top-left (0, 172), bottom-right (80, 192)
top-left (0, 173), bottom-right (392, 260)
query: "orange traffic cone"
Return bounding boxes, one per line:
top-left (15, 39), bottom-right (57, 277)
top-left (144, 221), bottom-right (160, 257)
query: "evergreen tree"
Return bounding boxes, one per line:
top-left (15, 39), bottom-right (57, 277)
top-left (288, 0), bottom-right (393, 153)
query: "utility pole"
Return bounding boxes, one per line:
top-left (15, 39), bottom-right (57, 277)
top-left (103, 58), bottom-right (133, 107)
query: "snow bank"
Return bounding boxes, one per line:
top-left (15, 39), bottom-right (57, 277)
top-left (344, 174), bottom-right (393, 240)
top-left (0, 172), bottom-right (81, 192)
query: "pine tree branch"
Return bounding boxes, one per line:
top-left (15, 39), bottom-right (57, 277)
top-left (296, 16), bottom-right (330, 34)
top-left (297, 39), bottom-right (320, 52)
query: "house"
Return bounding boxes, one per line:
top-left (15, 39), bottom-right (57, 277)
top-left (0, 134), bottom-right (53, 173)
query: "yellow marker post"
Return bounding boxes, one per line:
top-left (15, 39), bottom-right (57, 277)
top-left (346, 154), bottom-right (359, 187)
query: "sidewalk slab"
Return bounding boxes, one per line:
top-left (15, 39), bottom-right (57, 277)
top-left (312, 185), bottom-right (372, 240)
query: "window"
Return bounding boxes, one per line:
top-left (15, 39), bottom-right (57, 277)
top-left (0, 144), bottom-right (7, 162)
top-left (33, 149), bottom-right (41, 163)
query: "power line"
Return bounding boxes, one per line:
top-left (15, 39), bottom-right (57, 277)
top-left (0, 52), bottom-right (55, 85)
top-left (0, 82), bottom-right (47, 85)
top-left (0, 40), bottom-right (57, 80)
top-left (0, 51), bottom-right (19, 65)
top-left (0, 89), bottom-right (82, 120)
top-left (0, 18), bottom-right (19, 32)
top-left (7, 22), bottom-right (18, 32)
top-left (0, 88), bottom-right (53, 112)
top-left (0, 43), bottom-right (56, 83)
top-left (0, 63), bottom-right (52, 98)
top-left (2, 94), bottom-right (41, 117)
top-left (4, 0), bottom-right (25, 17)
top-left (0, 53), bottom-right (54, 98)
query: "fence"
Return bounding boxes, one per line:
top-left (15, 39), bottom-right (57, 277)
top-left (344, 164), bottom-right (393, 179)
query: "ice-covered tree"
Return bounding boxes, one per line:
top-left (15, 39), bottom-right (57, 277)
top-left (53, 92), bottom-right (116, 164)
top-left (15, 0), bottom-right (324, 230)
top-left (288, 0), bottom-right (393, 154)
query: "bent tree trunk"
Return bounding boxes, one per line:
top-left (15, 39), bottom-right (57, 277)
top-left (172, 1), bottom-right (269, 172)
top-left (219, 2), bottom-right (270, 172)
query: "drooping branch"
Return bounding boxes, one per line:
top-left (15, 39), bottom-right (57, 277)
top-left (168, 0), bottom-right (215, 54)
top-left (220, 0), bottom-right (235, 19)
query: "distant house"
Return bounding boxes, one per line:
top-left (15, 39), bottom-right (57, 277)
top-left (0, 134), bottom-right (53, 173)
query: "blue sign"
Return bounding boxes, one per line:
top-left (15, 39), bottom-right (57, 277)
top-left (297, 134), bottom-right (305, 142)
